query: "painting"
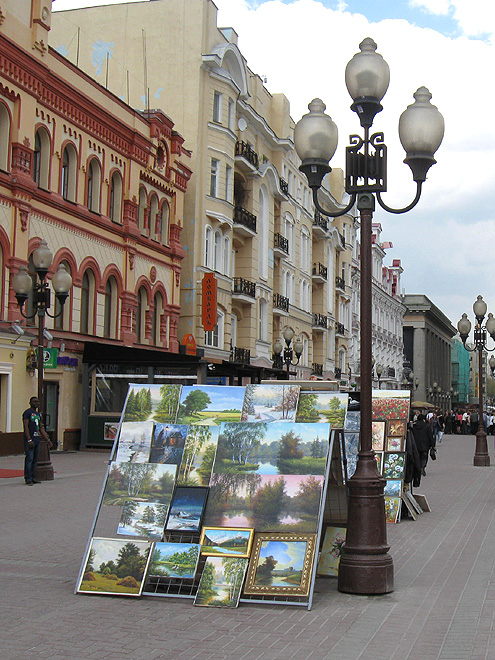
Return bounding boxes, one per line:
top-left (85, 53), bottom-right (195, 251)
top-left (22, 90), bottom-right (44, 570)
top-left (243, 533), bottom-right (316, 596)
top-left (343, 432), bottom-right (359, 479)
top-left (122, 384), bottom-right (181, 423)
top-left (177, 425), bottom-right (219, 486)
top-left (115, 421), bottom-right (154, 463)
top-left (384, 479), bottom-right (402, 498)
top-left (204, 473), bottom-right (323, 533)
top-left (176, 385), bottom-right (245, 425)
top-left (77, 537), bottom-right (152, 596)
top-left (371, 421), bottom-right (386, 451)
top-left (102, 461), bottom-right (176, 506)
top-left (383, 453), bottom-right (406, 479)
top-left (317, 526), bottom-right (346, 577)
top-left (344, 410), bottom-right (360, 431)
top-left (165, 486), bottom-right (209, 531)
top-left (372, 390), bottom-right (410, 420)
top-left (212, 422), bottom-right (330, 476)
top-left (240, 384), bottom-right (300, 423)
top-left (149, 424), bottom-right (187, 464)
top-left (117, 501), bottom-right (168, 539)
top-left (385, 496), bottom-right (401, 523)
top-left (104, 422), bottom-right (118, 444)
top-left (147, 541), bottom-right (200, 579)
top-left (386, 436), bottom-right (405, 452)
top-left (374, 451), bottom-right (384, 474)
top-left (296, 392), bottom-right (348, 426)
top-left (194, 556), bottom-right (248, 608)
top-left (200, 527), bottom-right (254, 557)
top-left (388, 419), bottom-right (407, 437)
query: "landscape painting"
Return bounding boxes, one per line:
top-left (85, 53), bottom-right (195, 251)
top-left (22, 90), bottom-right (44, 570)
top-left (122, 384), bottom-right (181, 423)
top-left (176, 386), bottom-right (244, 425)
top-left (194, 556), bottom-right (248, 608)
top-left (244, 533), bottom-right (316, 596)
top-left (386, 436), bottom-right (405, 452)
top-left (177, 425), bottom-right (219, 486)
top-left (117, 501), bottom-right (168, 539)
top-left (371, 421), bottom-right (386, 452)
top-left (165, 486), bottom-right (209, 531)
top-left (148, 542), bottom-right (200, 579)
top-left (149, 424), bottom-right (187, 465)
top-left (384, 480), bottom-right (402, 498)
top-left (77, 537), bottom-right (152, 596)
top-left (383, 453), bottom-right (406, 479)
top-left (372, 390), bottom-right (410, 420)
top-left (102, 461), bottom-right (177, 506)
top-left (212, 422), bottom-right (330, 476)
top-left (200, 527), bottom-right (254, 557)
top-left (115, 421), bottom-right (154, 463)
top-left (295, 392), bottom-right (348, 426)
top-left (204, 473), bottom-right (324, 533)
top-left (317, 526), bottom-right (346, 577)
top-left (385, 496), bottom-right (401, 523)
top-left (240, 384), bottom-right (300, 422)
top-left (388, 419), bottom-right (407, 437)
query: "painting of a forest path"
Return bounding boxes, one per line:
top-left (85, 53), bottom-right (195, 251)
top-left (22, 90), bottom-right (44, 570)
top-left (117, 501), bottom-right (168, 539)
top-left (241, 384), bottom-right (300, 422)
top-left (77, 537), bottom-right (152, 596)
top-left (296, 392), bottom-right (348, 426)
top-left (115, 421), bottom-right (154, 463)
top-left (102, 461), bottom-right (176, 506)
top-left (177, 425), bottom-right (219, 486)
top-left (212, 422), bottom-right (330, 476)
top-left (176, 386), bottom-right (244, 425)
top-left (148, 542), bottom-right (200, 579)
top-left (122, 384), bottom-right (181, 423)
top-left (204, 473), bottom-right (324, 533)
top-left (194, 556), bottom-right (248, 608)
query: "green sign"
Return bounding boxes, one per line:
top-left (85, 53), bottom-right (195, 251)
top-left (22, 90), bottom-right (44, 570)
top-left (36, 347), bottom-right (59, 369)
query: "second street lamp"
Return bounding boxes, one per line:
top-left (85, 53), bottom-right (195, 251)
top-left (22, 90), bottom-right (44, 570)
top-left (272, 328), bottom-right (303, 378)
top-left (294, 37), bottom-right (444, 595)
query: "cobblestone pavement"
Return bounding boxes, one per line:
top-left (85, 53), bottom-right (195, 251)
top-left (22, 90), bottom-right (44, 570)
top-left (1, 433), bottom-right (495, 660)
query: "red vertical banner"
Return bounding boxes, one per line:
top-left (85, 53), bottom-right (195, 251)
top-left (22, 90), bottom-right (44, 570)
top-left (202, 273), bottom-right (217, 331)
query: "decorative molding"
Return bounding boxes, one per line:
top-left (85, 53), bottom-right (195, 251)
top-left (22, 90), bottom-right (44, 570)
top-left (0, 8), bottom-right (6, 26)
top-left (33, 39), bottom-right (47, 56)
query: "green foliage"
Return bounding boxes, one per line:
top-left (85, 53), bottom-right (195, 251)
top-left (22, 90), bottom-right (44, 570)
top-left (123, 387), bottom-right (153, 421)
top-left (181, 390), bottom-right (211, 418)
top-left (277, 430), bottom-right (304, 461)
top-left (116, 542), bottom-right (147, 580)
top-left (251, 476), bottom-right (286, 519)
top-left (199, 559), bottom-right (216, 593)
top-left (296, 393), bottom-right (320, 422)
top-left (154, 385), bottom-right (180, 422)
top-left (296, 475), bottom-right (322, 514)
top-left (121, 500), bottom-right (138, 526)
top-left (141, 505), bottom-right (156, 524)
top-left (219, 422), bottom-right (267, 465)
top-left (276, 456), bottom-right (326, 475)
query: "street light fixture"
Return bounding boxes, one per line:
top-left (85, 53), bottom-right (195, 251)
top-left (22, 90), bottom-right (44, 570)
top-left (12, 240), bottom-right (72, 479)
top-left (272, 327), bottom-right (303, 379)
top-left (457, 295), bottom-right (495, 466)
top-left (294, 37), bottom-right (444, 595)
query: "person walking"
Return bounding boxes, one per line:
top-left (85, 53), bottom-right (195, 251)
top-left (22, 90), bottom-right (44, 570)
top-left (23, 396), bottom-right (51, 485)
top-left (437, 411), bottom-right (445, 443)
top-left (412, 413), bottom-right (435, 476)
top-left (471, 409), bottom-right (479, 435)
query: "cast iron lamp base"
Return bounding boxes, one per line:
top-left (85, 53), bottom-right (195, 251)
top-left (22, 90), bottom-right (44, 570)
top-left (473, 429), bottom-right (490, 467)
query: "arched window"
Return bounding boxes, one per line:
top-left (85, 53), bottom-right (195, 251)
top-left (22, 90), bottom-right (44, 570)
top-left (103, 276), bottom-right (118, 338)
top-left (61, 144), bottom-right (77, 201)
top-left (149, 194), bottom-right (159, 240)
top-left (205, 310), bottom-right (224, 348)
top-left (80, 269), bottom-right (95, 334)
top-left (152, 292), bottom-right (163, 345)
top-left (259, 298), bottom-right (267, 341)
top-left (285, 213), bottom-right (295, 259)
top-left (86, 158), bottom-right (101, 213)
top-left (231, 314), bottom-right (238, 348)
top-left (223, 236), bottom-right (231, 277)
top-left (135, 286), bottom-right (148, 343)
top-left (259, 186), bottom-right (269, 279)
top-left (301, 227), bottom-right (310, 273)
top-left (339, 347), bottom-right (346, 373)
top-left (138, 186), bottom-right (147, 233)
top-left (214, 230), bottom-right (222, 272)
top-left (109, 171), bottom-right (123, 222)
top-left (54, 260), bottom-right (72, 331)
top-left (205, 225), bottom-right (213, 268)
top-left (0, 104), bottom-right (10, 172)
top-left (160, 202), bottom-right (169, 244)
top-left (33, 127), bottom-right (50, 189)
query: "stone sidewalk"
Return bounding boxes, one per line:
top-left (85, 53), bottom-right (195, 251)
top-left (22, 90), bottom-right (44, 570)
top-left (1, 434), bottom-right (495, 660)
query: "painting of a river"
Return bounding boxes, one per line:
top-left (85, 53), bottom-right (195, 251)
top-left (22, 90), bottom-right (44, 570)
top-left (194, 556), bottom-right (248, 608)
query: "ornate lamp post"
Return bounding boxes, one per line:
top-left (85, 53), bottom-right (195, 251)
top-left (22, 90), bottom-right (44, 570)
top-left (457, 295), bottom-right (495, 466)
top-left (272, 327), bottom-right (303, 379)
top-left (12, 240), bottom-right (72, 479)
top-left (294, 38), bottom-right (444, 594)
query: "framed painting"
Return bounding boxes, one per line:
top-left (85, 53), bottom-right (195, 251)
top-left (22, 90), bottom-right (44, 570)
top-left (165, 486), bottom-right (209, 532)
top-left (386, 436), bottom-right (405, 452)
top-left (317, 526), bottom-right (346, 577)
top-left (296, 391), bottom-right (348, 426)
top-left (115, 421), bottom-right (154, 463)
top-left (194, 556), bottom-right (248, 608)
top-left (343, 432), bottom-right (359, 480)
top-left (177, 425), bottom-right (220, 486)
top-left (199, 527), bottom-right (254, 558)
top-left (241, 384), bottom-right (300, 423)
top-left (383, 452), bottom-right (406, 479)
top-left (344, 410), bottom-right (360, 431)
top-left (122, 383), bottom-right (181, 424)
top-left (384, 496), bottom-right (401, 523)
top-left (387, 419), bottom-right (407, 437)
top-left (372, 390), bottom-right (410, 421)
top-left (149, 424), bottom-right (188, 465)
top-left (77, 537), bottom-right (152, 596)
top-left (176, 385), bottom-right (245, 425)
top-left (371, 420), bottom-right (386, 451)
top-left (374, 451), bottom-right (384, 474)
top-left (102, 461), bottom-right (177, 507)
top-left (104, 422), bottom-right (118, 444)
top-left (243, 533), bottom-right (317, 596)
top-left (147, 541), bottom-right (200, 579)
top-left (384, 479), bottom-right (402, 498)
top-left (117, 500), bottom-right (168, 539)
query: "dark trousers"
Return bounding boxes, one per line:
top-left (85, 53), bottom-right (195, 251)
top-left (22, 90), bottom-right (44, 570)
top-left (24, 439), bottom-right (40, 482)
top-left (419, 450), bottom-right (429, 469)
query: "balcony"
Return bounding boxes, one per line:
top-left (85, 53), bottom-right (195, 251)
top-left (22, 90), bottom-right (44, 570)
top-left (313, 211), bottom-right (328, 237)
top-left (235, 140), bottom-right (259, 172)
top-left (234, 206), bottom-right (257, 237)
top-left (312, 263), bottom-right (328, 283)
top-left (279, 177), bottom-right (289, 196)
top-left (312, 313), bottom-right (328, 331)
top-left (274, 232), bottom-right (289, 258)
top-left (336, 322), bottom-right (345, 336)
top-left (273, 293), bottom-right (289, 315)
top-left (335, 276), bottom-right (346, 291)
top-left (230, 346), bottom-right (251, 365)
top-left (232, 277), bottom-right (256, 304)
top-left (312, 362), bottom-right (323, 377)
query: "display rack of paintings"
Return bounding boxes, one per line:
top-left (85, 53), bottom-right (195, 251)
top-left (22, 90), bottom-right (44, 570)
top-left (77, 382), bottom-right (351, 610)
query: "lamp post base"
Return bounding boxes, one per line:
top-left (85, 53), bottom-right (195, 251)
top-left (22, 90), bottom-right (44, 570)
top-left (34, 439), bottom-right (54, 481)
top-left (473, 429), bottom-right (490, 466)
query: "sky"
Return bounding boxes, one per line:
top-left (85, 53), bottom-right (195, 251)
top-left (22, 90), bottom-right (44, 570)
top-left (51, 0), bottom-right (495, 331)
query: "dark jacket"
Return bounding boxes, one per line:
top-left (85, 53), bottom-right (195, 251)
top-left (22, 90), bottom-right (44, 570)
top-left (412, 419), bottom-right (434, 452)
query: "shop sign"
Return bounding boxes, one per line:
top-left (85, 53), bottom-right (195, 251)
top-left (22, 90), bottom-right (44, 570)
top-left (182, 333), bottom-right (197, 356)
top-left (202, 273), bottom-right (217, 332)
top-left (36, 347), bottom-right (59, 369)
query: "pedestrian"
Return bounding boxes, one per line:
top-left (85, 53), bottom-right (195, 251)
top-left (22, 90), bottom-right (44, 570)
top-left (445, 411), bottom-right (453, 434)
top-left (462, 411), bottom-right (468, 434)
top-left (412, 413), bottom-right (435, 476)
top-left (471, 409), bottom-right (479, 434)
top-left (437, 411), bottom-right (445, 443)
top-left (456, 410), bottom-right (463, 433)
top-left (23, 396), bottom-right (51, 485)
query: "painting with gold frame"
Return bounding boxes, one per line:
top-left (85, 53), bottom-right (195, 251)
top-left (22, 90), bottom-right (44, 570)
top-left (386, 436), bottom-right (405, 452)
top-left (243, 533), bottom-right (316, 596)
top-left (199, 527), bottom-right (254, 558)
top-left (371, 420), bottom-right (386, 451)
top-left (387, 419), bottom-right (407, 437)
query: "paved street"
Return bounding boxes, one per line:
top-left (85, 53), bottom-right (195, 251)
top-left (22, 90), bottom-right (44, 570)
top-left (2, 433), bottom-right (495, 660)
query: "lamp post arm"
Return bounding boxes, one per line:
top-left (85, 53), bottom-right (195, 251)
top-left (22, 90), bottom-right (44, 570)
top-left (312, 187), bottom-right (357, 218)
top-left (376, 182), bottom-right (423, 214)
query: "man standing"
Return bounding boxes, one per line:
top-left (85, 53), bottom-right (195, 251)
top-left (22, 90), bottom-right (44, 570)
top-left (23, 396), bottom-right (51, 485)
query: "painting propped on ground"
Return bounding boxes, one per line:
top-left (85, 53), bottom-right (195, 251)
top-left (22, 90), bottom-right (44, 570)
top-left (165, 486), bottom-right (209, 531)
top-left (102, 461), bottom-right (176, 506)
top-left (77, 537), bottom-right (152, 596)
top-left (177, 425), bottom-right (220, 486)
top-left (241, 384), bottom-right (300, 422)
top-left (200, 527), bottom-right (254, 557)
top-left (148, 542), bottom-right (200, 579)
top-left (317, 526), bottom-right (346, 577)
top-left (176, 386), bottom-right (244, 425)
top-left (149, 424), bottom-right (187, 465)
top-left (385, 496), bottom-right (401, 523)
top-left (117, 501), bottom-right (168, 539)
top-left (372, 390), bottom-right (411, 420)
top-left (194, 556), bottom-right (248, 608)
top-left (122, 384), bottom-right (181, 423)
top-left (115, 421), bottom-right (154, 463)
top-left (212, 421), bottom-right (330, 476)
top-left (296, 392), bottom-right (348, 426)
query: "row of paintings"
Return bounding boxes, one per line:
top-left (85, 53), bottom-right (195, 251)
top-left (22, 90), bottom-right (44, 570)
top-left (374, 452), bottom-right (406, 479)
top-left (371, 419), bottom-right (407, 452)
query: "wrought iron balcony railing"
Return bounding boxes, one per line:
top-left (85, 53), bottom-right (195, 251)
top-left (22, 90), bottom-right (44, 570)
top-left (274, 232), bottom-right (289, 254)
top-left (336, 322), bottom-right (345, 335)
top-left (273, 293), bottom-right (289, 313)
top-left (230, 346), bottom-right (251, 365)
top-left (234, 206), bottom-right (257, 233)
top-left (313, 211), bottom-right (328, 232)
top-left (233, 277), bottom-right (256, 298)
top-left (279, 177), bottom-right (289, 196)
top-left (235, 140), bottom-right (259, 169)
top-left (312, 313), bottom-right (328, 329)
top-left (312, 362), bottom-right (323, 376)
top-left (335, 276), bottom-right (346, 290)
top-left (312, 263), bottom-right (328, 280)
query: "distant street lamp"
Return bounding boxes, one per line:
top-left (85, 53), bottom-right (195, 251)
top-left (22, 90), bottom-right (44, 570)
top-left (12, 240), bottom-right (72, 479)
top-left (272, 327), bottom-right (303, 379)
top-left (294, 37), bottom-right (444, 595)
top-left (457, 295), bottom-right (495, 466)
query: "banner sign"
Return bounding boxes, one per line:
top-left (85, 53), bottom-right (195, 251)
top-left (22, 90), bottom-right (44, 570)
top-left (202, 273), bottom-right (217, 332)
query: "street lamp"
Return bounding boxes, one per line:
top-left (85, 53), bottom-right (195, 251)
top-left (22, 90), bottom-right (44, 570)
top-left (272, 327), bottom-right (303, 379)
top-left (294, 37), bottom-right (444, 595)
top-left (12, 240), bottom-right (72, 479)
top-left (457, 295), bottom-right (495, 466)
top-left (403, 371), bottom-right (419, 390)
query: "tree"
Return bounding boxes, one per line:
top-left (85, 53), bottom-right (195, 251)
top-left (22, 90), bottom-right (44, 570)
top-left (241, 385), bottom-right (256, 418)
top-left (220, 422), bottom-right (267, 465)
top-left (86, 548), bottom-right (96, 572)
top-left (199, 559), bottom-right (216, 594)
top-left (310, 436), bottom-right (325, 458)
top-left (255, 555), bottom-right (277, 582)
top-left (154, 384), bottom-right (180, 422)
top-left (120, 463), bottom-right (156, 498)
top-left (196, 443), bottom-right (217, 484)
top-left (222, 557), bottom-right (247, 600)
top-left (296, 475), bottom-right (322, 514)
top-left (251, 477), bottom-right (286, 520)
top-left (141, 505), bottom-right (156, 524)
top-left (281, 385), bottom-right (300, 419)
top-left (179, 426), bottom-right (212, 482)
top-left (278, 430), bottom-right (304, 460)
top-left (116, 542), bottom-right (147, 579)
top-left (296, 393), bottom-right (320, 422)
top-left (326, 396), bottom-right (346, 426)
top-left (121, 500), bottom-right (138, 526)
top-left (181, 390), bottom-right (211, 418)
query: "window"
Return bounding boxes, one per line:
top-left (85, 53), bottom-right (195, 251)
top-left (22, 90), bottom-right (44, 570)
top-left (205, 225), bottom-right (213, 268)
top-left (61, 144), bottom-right (77, 201)
top-left (231, 314), bottom-right (238, 347)
top-left (149, 194), bottom-right (159, 240)
top-left (259, 298), bottom-right (267, 341)
top-left (259, 186), bottom-right (269, 279)
top-left (205, 310), bottom-right (224, 348)
top-left (86, 158), bottom-right (101, 213)
top-left (214, 230), bottom-right (222, 272)
top-left (285, 214), bottom-right (295, 258)
top-left (138, 187), bottom-right (147, 233)
top-left (225, 165), bottom-right (232, 203)
top-left (103, 276), bottom-right (118, 338)
top-left (223, 235), bottom-right (230, 277)
top-left (210, 158), bottom-right (219, 197)
top-left (135, 286), bottom-right (148, 343)
top-left (161, 202), bottom-right (169, 244)
top-left (54, 261), bottom-right (72, 331)
top-left (213, 91), bottom-right (222, 123)
top-left (301, 227), bottom-right (310, 273)
top-left (0, 104), bottom-right (10, 171)
top-left (228, 99), bottom-right (235, 130)
top-left (152, 292), bottom-right (163, 345)
top-left (80, 269), bottom-right (95, 334)
top-left (109, 171), bottom-right (123, 222)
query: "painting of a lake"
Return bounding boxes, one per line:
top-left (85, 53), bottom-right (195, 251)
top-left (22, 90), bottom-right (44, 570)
top-left (194, 556), bottom-right (248, 608)
top-left (148, 542), bottom-right (200, 579)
